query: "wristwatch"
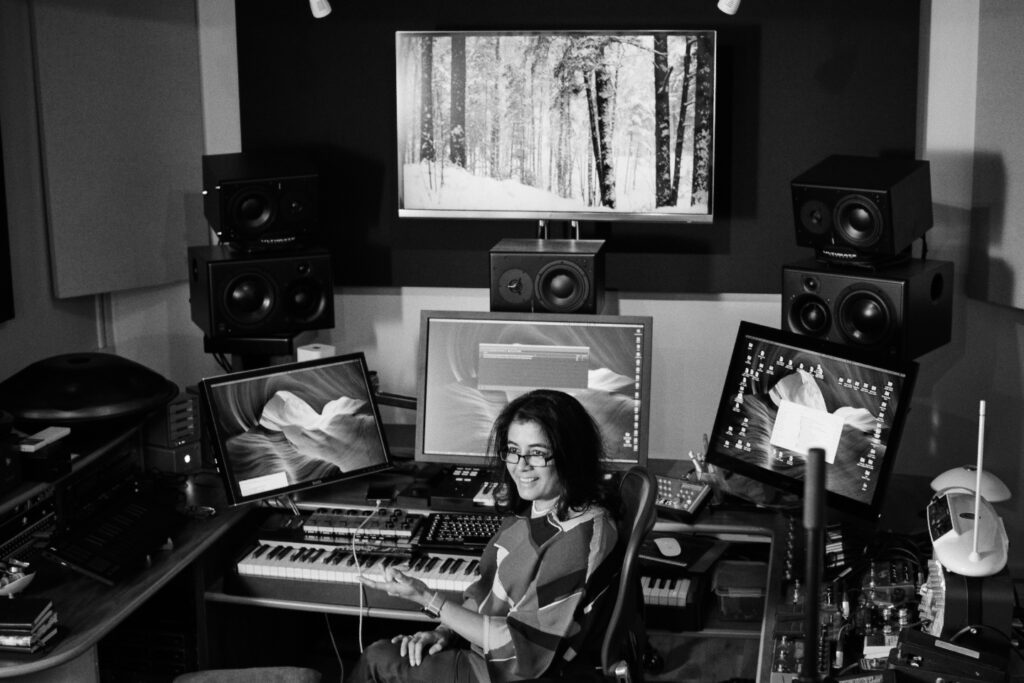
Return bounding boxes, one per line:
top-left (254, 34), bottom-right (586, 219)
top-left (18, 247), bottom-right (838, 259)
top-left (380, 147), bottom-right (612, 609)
top-left (422, 592), bottom-right (446, 619)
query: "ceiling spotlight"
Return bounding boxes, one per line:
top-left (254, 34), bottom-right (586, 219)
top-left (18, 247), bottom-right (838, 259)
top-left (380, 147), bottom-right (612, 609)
top-left (309, 0), bottom-right (331, 18)
top-left (717, 0), bottom-right (741, 14)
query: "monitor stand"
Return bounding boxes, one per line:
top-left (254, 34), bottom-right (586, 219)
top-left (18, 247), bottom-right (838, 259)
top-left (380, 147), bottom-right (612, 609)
top-left (276, 494), bottom-right (302, 517)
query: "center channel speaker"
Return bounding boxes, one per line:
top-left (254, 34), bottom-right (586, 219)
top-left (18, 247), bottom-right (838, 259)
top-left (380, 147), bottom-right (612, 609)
top-left (202, 153), bottom-right (320, 249)
top-left (490, 238), bottom-right (605, 314)
top-left (188, 245), bottom-right (334, 338)
top-left (782, 258), bottom-right (953, 361)
top-left (791, 155), bottom-right (933, 265)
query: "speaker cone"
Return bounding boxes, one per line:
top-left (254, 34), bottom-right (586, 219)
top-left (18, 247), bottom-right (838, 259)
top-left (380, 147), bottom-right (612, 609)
top-left (285, 277), bottom-right (327, 323)
top-left (835, 194), bottom-right (883, 248)
top-left (789, 294), bottom-right (831, 337)
top-left (228, 184), bottom-right (276, 237)
top-left (536, 260), bottom-right (589, 312)
top-left (837, 286), bottom-right (893, 346)
top-left (224, 273), bottom-right (275, 326)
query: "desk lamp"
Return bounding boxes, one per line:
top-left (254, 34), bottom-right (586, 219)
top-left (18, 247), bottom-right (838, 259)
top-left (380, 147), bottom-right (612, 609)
top-left (925, 400), bottom-right (1009, 577)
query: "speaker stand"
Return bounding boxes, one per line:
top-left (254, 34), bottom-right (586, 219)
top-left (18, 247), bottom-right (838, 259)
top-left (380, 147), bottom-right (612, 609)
top-left (536, 219), bottom-right (582, 240)
top-left (203, 332), bottom-right (315, 370)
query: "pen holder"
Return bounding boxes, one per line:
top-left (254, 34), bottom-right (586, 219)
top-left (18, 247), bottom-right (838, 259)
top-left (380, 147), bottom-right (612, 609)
top-left (696, 466), bottom-right (728, 505)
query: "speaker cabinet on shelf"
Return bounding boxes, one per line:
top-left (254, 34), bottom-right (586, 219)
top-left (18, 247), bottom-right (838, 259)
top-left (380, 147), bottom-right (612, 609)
top-left (489, 239), bottom-right (605, 314)
top-left (202, 153), bottom-right (320, 249)
top-left (791, 155), bottom-right (933, 264)
top-left (188, 245), bottom-right (334, 339)
top-left (782, 258), bottom-right (953, 361)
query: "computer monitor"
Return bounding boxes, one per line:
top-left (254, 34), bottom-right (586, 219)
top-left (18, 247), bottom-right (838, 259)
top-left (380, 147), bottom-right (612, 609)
top-left (414, 310), bottom-right (654, 470)
top-left (705, 321), bottom-right (917, 520)
top-left (199, 352), bottom-right (393, 506)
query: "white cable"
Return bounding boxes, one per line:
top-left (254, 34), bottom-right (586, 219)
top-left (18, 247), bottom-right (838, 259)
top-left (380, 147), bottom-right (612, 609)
top-left (352, 500), bottom-right (384, 651)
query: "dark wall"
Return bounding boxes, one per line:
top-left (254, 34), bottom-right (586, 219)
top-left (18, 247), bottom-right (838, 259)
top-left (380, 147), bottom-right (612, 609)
top-left (0, 122), bottom-right (12, 323)
top-left (236, 0), bottom-right (921, 293)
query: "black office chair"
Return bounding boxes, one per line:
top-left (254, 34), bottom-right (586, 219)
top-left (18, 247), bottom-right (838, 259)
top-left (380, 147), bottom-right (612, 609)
top-left (531, 465), bottom-right (658, 683)
top-left (598, 465), bottom-right (658, 683)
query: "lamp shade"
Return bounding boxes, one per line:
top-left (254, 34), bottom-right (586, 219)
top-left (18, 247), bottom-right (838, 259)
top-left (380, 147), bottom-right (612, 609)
top-left (930, 465), bottom-right (1011, 503)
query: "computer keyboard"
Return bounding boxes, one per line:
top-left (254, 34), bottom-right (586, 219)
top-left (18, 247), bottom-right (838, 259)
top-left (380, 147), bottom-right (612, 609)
top-left (417, 511), bottom-right (503, 554)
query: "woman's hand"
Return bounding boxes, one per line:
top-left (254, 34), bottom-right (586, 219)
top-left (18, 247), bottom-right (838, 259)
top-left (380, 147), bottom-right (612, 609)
top-left (358, 565), bottom-right (430, 605)
top-left (390, 628), bottom-right (450, 666)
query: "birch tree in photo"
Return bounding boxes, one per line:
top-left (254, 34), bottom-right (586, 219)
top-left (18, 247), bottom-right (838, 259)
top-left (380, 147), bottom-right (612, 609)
top-left (653, 33), bottom-right (672, 208)
top-left (419, 35), bottom-right (435, 163)
top-left (691, 32), bottom-right (714, 207)
top-left (670, 36), bottom-right (695, 206)
top-left (449, 34), bottom-right (466, 168)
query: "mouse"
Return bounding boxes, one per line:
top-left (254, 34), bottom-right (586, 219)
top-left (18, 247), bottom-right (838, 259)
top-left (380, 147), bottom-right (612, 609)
top-left (653, 536), bottom-right (682, 557)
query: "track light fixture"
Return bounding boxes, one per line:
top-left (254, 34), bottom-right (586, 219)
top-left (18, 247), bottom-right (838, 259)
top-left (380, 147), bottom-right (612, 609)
top-left (717, 0), bottom-right (741, 14)
top-left (309, 0), bottom-right (331, 18)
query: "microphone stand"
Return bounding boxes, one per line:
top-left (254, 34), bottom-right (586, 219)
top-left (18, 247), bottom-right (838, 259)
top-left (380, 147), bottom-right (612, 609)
top-left (796, 447), bottom-right (829, 683)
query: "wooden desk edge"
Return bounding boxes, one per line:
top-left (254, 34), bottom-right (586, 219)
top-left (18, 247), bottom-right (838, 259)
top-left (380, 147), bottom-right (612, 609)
top-left (0, 504), bottom-right (250, 678)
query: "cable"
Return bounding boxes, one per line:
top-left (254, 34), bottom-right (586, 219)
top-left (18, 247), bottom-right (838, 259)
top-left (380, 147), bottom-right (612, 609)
top-left (948, 623), bottom-right (1024, 663)
top-left (324, 613), bottom-right (345, 681)
top-left (351, 499), bottom-right (384, 653)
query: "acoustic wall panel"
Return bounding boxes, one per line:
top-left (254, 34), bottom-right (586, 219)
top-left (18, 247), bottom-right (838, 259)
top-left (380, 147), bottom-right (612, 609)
top-left (967, 1), bottom-right (1024, 310)
top-left (32, 0), bottom-right (206, 298)
top-left (0, 122), bottom-right (12, 323)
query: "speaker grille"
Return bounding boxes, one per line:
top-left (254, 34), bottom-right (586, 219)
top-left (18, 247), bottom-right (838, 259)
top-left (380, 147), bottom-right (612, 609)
top-left (791, 155), bottom-right (932, 265)
top-left (188, 245), bottom-right (334, 338)
top-left (489, 238), bottom-right (604, 314)
top-left (781, 258), bottom-right (953, 361)
top-left (202, 153), bottom-right (320, 248)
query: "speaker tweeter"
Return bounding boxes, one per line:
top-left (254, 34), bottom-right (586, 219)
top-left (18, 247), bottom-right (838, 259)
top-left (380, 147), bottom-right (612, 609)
top-left (782, 258), bottom-right (953, 361)
top-left (791, 155), bottom-right (933, 265)
top-left (489, 239), bottom-right (605, 314)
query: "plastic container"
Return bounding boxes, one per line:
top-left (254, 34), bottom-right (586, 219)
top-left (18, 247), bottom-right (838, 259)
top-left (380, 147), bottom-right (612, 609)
top-left (711, 560), bottom-right (767, 622)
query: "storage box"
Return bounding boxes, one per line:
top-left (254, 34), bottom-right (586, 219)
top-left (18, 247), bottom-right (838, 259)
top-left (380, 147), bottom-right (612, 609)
top-left (711, 560), bottom-right (767, 622)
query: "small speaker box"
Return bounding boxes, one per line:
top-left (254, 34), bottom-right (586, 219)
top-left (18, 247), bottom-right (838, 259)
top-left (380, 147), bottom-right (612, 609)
top-left (791, 155), bottom-right (933, 264)
top-left (490, 239), bottom-right (605, 314)
top-left (202, 153), bottom-right (320, 249)
top-left (188, 244), bottom-right (335, 338)
top-left (782, 258), bottom-right (953, 361)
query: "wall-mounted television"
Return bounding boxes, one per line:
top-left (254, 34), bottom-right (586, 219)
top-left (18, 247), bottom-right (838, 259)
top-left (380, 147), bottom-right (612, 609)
top-left (396, 30), bottom-right (716, 223)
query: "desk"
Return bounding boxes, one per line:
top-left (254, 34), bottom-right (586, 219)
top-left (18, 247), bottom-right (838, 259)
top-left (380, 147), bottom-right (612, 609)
top-left (0, 426), bottom-right (251, 682)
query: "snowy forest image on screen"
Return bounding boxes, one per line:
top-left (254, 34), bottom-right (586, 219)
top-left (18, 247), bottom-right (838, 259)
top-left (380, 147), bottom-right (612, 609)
top-left (396, 31), bottom-right (716, 221)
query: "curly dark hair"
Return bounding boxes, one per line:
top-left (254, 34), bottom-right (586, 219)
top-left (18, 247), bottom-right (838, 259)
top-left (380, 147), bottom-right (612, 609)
top-left (487, 389), bottom-right (619, 521)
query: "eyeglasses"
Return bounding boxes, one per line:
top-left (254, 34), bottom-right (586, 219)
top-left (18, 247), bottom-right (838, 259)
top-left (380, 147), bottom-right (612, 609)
top-left (500, 445), bottom-right (554, 468)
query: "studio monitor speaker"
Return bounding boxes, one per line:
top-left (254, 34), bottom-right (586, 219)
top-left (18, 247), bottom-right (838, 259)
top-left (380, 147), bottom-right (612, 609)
top-left (188, 245), bottom-right (334, 338)
top-left (490, 239), bottom-right (605, 314)
top-left (202, 153), bottom-right (320, 249)
top-left (791, 155), bottom-right (933, 265)
top-left (782, 258), bottom-right (953, 361)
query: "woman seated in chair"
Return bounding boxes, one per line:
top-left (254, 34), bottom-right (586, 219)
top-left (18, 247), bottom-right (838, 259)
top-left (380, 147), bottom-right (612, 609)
top-left (351, 389), bottom-right (622, 682)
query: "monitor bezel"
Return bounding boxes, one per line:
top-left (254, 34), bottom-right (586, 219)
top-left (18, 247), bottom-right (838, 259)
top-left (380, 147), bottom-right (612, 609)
top-left (414, 309), bottom-right (654, 471)
top-left (395, 29), bottom-right (717, 224)
top-left (199, 352), bottom-right (394, 506)
top-left (704, 321), bottom-right (918, 520)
